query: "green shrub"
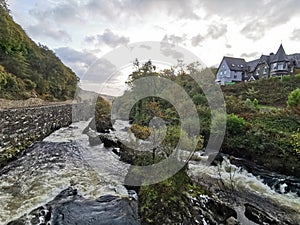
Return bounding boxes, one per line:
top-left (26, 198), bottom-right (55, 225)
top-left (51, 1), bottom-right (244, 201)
top-left (226, 114), bottom-right (247, 135)
top-left (253, 98), bottom-right (259, 109)
top-left (282, 75), bottom-right (291, 81)
top-left (93, 96), bottom-right (113, 133)
top-left (287, 88), bottom-right (300, 113)
top-left (130, 124), bottom-right (151, 140)
top-left (290, 130), bottom-right (300, 154)
top-left (24, 78), bottom-right (36, 90)
top-left (192, 93), bottom-right (207, 105)
top-left (245, 98), bottom-right (252, 108)
top-left (139, 169), bottom-right (209, 225)
top-left (225, 95), bottom-right (256, 114)
top-left (294, 73), bottom-right (300, 79)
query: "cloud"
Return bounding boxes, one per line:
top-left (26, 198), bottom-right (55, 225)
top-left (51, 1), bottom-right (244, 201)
top-left (26, 2), bottom-right (84, 43)
top-left (290, 28), bottom-right (300, 41)
top-left (160, 34), bottom-right (186, 59)
top-left (191, 34), bottom-right (205, 46)
top-left (55, 47), bottom-right (98, 77)
top-left (140, 44), bottom-right (152, 50)
top-left (190, 23), bottom-right (226, 46)
top-left (162, 34), bottom-right (187, 46)
top-left (240, 52), bottom-right (259, 59)
top-left (240, 21), bottom-right (266, 41)
top-left (160, 42), bottom-right (184, 60)
top-left (55, 47), bottom-right (125, 95)
top-left (225, 43), bottom-right (232, 49)
top-left (29, 2), bottom-right (83, 24)
top-left (85, 29), bottom-right (130, 48)
top-left (207, 24), bottom-right (227, 39)
top-left (200, 0), bottom-right (300, 40)
top-left (83, 58), bottom-right (120, 83)
top-left (28, 0), bottom-right (201, 33)
top-left (107, 0), bottom-right (201, 20)
top-left (27, 25), bottom-right (72, 42)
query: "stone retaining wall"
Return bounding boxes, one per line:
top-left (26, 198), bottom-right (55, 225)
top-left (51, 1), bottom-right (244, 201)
top-left (0, 103), bottom-right (92, 153)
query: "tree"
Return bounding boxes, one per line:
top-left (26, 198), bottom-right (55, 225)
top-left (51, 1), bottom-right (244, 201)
top-left (126, 59), bottom-right (157, 87)
top-left (0, 0), bottom-right (9, 13)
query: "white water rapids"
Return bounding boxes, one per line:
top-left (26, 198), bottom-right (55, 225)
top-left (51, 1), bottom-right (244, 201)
top-left (0, 119), bottom-right (299, 224)
top-left (0, 120), bottom-right (130, 225)
top-left (189, 156), bottom-right (300, 223)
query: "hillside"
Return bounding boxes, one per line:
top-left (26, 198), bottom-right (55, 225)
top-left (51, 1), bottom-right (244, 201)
top-left (222, 75), bottom-right (300, 107)
top-left (0, 2), bottom-right (78, 100)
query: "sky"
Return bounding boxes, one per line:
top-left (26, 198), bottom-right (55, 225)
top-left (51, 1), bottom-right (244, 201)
top-left (7, 0), bottom-right (300, 95)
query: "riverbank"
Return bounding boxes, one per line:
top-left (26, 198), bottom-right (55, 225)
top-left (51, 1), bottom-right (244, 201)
top-left (84, 119), bottom-right (300, 224)
top-left (188, 158), bottom-right (300, 224)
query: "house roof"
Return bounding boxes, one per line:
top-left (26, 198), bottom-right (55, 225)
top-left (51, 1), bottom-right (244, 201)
top-left (270, 44), bottom-right (289, 63)
top-left (260, 55), bottom-right (271, 64)
top-left (223, 56), bottom-right (247, 71)
top-left (288, 53), bottom-right (300, 68)
top-left (247, 59), bottom-right (261, 72)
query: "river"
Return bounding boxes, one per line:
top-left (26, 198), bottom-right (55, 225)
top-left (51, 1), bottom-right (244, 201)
top-left (0, 120), bottom-right (300, 224)
top-left (0, 120), bottom-right (130, 225)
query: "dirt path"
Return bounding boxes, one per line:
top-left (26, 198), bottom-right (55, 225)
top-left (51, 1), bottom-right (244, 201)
top-left (0, 98), bottom-right (74, 110)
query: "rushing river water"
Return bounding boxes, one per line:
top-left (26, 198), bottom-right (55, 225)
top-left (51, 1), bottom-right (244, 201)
top-left (0, 120), bottom-right (130, 225)
top-left (0, 119), bottom-right (300, 224)
top-left (189, 156), bottom-right (300, 223)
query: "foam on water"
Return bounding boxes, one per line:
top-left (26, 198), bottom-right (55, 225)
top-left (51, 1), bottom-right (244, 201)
top-left (0, 120), bottom-right (130, 225)
top-left (189, 157), bottom-right (300, 221)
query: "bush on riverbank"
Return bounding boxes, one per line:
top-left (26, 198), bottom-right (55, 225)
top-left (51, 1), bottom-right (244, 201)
top-left (94, 96), bottom-right (112, 133)
top-left (121, 61), bottom-right (300, 177)
top-left (139, 168), bottom-right (210, 224)
top-left (287, 88), bottom-right (300, 114)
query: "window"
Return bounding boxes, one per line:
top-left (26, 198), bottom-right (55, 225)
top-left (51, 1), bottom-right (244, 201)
top-left (234, 75), bottom-right (237, 79)
top-left (241, 65), bottom-right (244, 68)
top-left (232, 64), bottom-right (235, 67)
top-left (222, 65), bottom-right (225, 68)
top-left (224, 71), bottom-right (227, 74)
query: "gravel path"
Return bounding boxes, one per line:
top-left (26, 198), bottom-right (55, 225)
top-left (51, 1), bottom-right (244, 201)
top-left (0, 98), bottom-right (74, 110)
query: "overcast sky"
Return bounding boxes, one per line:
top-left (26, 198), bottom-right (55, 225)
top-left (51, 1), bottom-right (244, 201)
top-left (7, 0), bottom-right (300, 95)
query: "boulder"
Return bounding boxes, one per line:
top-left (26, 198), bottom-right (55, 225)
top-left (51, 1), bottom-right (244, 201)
top-left (7, 187), bottom-right (140, 225)
top-left (244, 203), bottom-right (281, 225)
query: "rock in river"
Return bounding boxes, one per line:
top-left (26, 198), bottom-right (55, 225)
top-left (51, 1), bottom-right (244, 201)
top-left (7, 187), bottom-right (140, 225)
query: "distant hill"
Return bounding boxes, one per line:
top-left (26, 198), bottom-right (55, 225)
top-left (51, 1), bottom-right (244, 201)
top-left (0, 2), bottom-right (78, 100)
top-left (75, 88), bottom-right (115, 103)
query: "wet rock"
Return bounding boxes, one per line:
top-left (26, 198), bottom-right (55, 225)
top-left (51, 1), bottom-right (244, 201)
top-left (211, 153), bottom-right (224, 166)
top-left (88, 117), bottom-right (113, 134)
top-left (98, 133), bottom-right (121, 148)
top-left (186, 194), bottom-right (237, 225)
top-left (226, 216), bottom-right (239, 225)
top-left (244, 203), bottom-right (281, 225)
top-left (7, 187), bottom-right (140, 225)
top-left (87, 131), bottom-right (102, 146)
